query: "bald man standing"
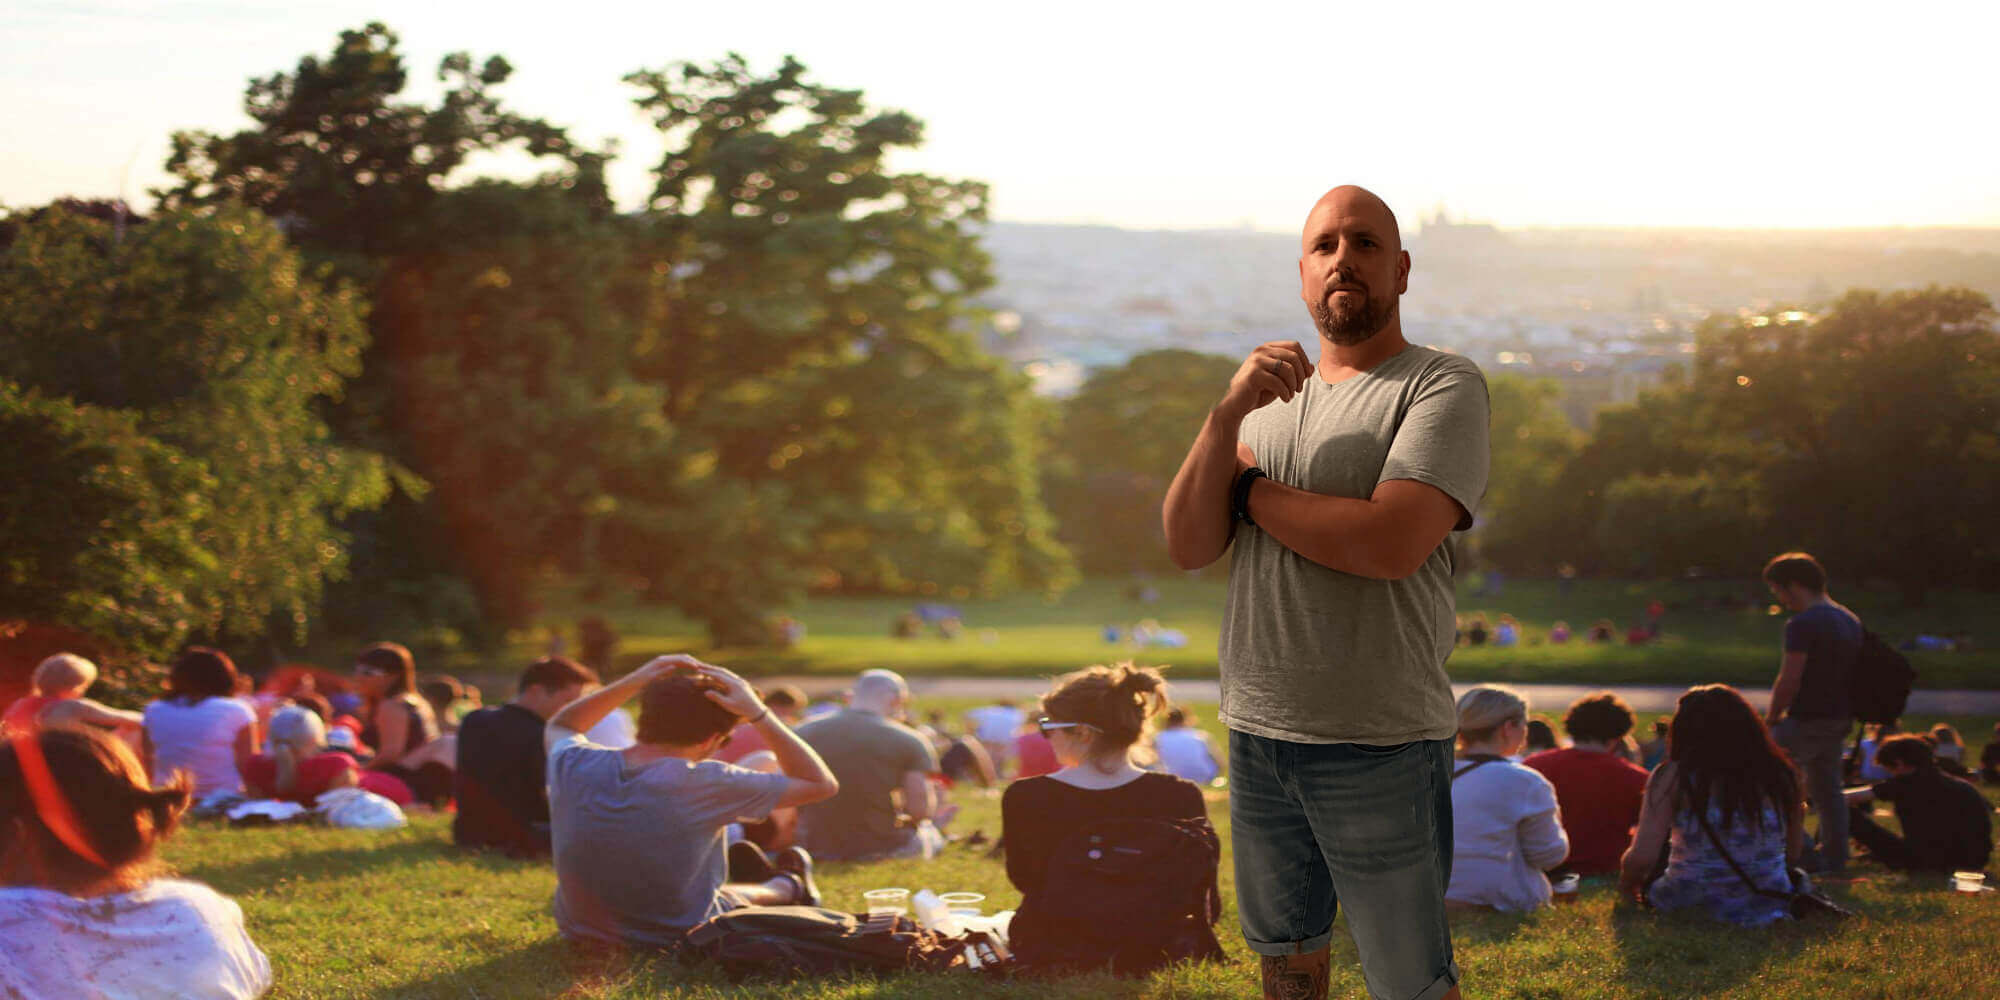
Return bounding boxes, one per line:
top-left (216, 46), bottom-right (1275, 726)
top-left (1164, 186), bottom-right (1489, 1000)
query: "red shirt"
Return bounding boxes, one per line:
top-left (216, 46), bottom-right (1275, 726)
top-left (714, 722), bottom-right (771, 764)
top-left (1523, 746), bottom-right (1650, 874)
top-left (1013, 732), bottom-right (1059, 779)
top-left (241, 751), bottom-right (361, 805)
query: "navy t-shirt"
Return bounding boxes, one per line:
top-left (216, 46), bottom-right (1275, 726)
top-left (1784, 602), bottom-right (1861, 720)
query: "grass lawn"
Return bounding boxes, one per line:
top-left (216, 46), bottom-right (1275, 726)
top-left (160, 697), bottom-right (2000, 1000)
top-left (500, 577), bottom-right (1999, 691)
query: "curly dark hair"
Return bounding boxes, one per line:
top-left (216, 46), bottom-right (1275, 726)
top-left (1563, 692), bottom-right (1636, 744)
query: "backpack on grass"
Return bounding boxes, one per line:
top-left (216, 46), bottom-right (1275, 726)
top-left (1849, 630), bottom-right (1916, 725)
top-left (1010, 816), bottom-right (1226, 975)
top-left (683, 906), bottom-right (965, 978)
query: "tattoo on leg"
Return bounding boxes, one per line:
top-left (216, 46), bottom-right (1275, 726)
top-left (1261, 952), bottom-right (1329, 1000)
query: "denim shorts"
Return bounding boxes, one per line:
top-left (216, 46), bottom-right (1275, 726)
top-left (1229, 730), bottom-right (1459, 1000)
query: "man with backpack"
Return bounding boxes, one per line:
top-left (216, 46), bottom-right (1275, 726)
top-left (1762, 552), bottom-right (1863, 876)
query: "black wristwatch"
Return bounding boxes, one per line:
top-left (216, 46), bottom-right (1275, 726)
top-left (1232, 466), bottom-right (1267, 526)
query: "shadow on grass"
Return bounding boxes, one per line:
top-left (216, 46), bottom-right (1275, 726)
top-left (1607, 897), bottom-right (1840, 998)
top-left (176, 834), bottom-right (533, 897)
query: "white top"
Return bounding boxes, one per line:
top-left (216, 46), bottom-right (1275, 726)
top-left (1445, 757), bottom-right (1570, 912)
top-left (1154, 726), bottom-right (1220, 784)
top-left (965, 705), bottom-right (1025, 744)
top-left (585, 707), bottom-right (638, 749)
top-left (0, 879), bottom-right (272, 999)
top-left (144, 697), bottom-right (256, 796)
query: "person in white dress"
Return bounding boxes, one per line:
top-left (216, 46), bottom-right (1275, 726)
top-left (1444, 686), bottom-right (1569, 912)
top-left (1, 726), bottom-right (270, 999)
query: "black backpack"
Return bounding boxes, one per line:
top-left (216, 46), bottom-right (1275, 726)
top-left (1849, 629), bottom-right (1916, 724)
top-left (1010, 816), bottom-right (1227, 975)
top-left (683, 906), bottom-right (965, 978)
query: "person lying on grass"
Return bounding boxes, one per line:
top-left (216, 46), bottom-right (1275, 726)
top-left (1, 653), bottom-right (145, 744)
top-left (1843, 733), bottom-right (1994, 876)
top-left (1, 726), bottom-right (271, 999)
top-left (543, 655), bottom-right (839, 950)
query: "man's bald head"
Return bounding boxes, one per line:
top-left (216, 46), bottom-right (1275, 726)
top-left (1301, 185), bottom-right (1401, 253)
top-left (1297, 185), bottom-right (1410, 346)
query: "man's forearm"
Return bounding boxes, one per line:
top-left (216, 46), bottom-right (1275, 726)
top-left (1245, 478), bottom-right (1406, 579)
top-left (1766, 673), bottom-right (1801, 722)
top-left (754, 713), bottom-right (836, 787)
top-left (1162, 408), bottom-right (1244, 571)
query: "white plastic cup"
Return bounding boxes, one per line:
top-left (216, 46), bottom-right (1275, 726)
top-left (1552, 873), bottom-right (1581, 903)
top-left (864, 888), bottom-right (911, 920)
top-left (1952, 871), bottom-right (1987, 894)
top-left (939, 892), bottom-right (986, 916)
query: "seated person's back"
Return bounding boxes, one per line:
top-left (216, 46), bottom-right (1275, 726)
top-left (0, 726), bottom-right (271, 999)
top-left (1152, 708), bottom-right (1220, 785)
top-left (454, 656), bottom-right (597, 856)
top-left (795, 671), bottom-right (939, 861)
top-left (545, 657), bottom-right (836, 948)
top-left (240, 705), bottom-right (358, 806)
top-left (1447, 688), bottom-right (1569, 911)
top-left (1525, 692), bottom-right (1650, 874)
top-left (1000, 663), bottom-right (1221, 975)
top-left (143, 648), bottom-right (258, 798)
top-left (1618, 686), bottom-right (1805, 928)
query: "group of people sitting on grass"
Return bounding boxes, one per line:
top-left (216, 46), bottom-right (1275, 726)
top-left (4, 634), bottom-right (1995, 996)
top-left (1445, 685), bottom-right (1995, 923)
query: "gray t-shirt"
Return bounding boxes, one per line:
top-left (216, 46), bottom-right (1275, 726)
top-left (1219, 344), bottom-right (1490, 745)
top-left (546, 732), bottom-right (789, 947)
top-left (795, 709), bottom-right (940, 861)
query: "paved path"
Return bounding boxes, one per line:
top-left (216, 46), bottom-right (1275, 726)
top-left (762, 676), bottom-right (2000, 717)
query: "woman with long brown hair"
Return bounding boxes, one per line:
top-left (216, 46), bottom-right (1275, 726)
top-left (1, 727), bottom-right (271, 997)
top-left (1618, 685), bottom-right (1806, 925)
top-left (351, 642), bottom-right (446, 804)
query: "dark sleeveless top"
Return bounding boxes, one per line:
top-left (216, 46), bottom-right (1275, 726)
top-left (361, 696), bottom-right (437, 755)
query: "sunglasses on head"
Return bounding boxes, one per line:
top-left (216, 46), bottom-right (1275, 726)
top-left (1037, 717), bottom-right (1096, 739)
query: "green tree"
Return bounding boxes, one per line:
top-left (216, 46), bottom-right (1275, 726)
top-left (1690, 287), bottom-right (2000, 603)
top-left (614, 54), bottom-right (1074, 637)
top-left (0, 381), bottom-right (214, 660)
top-left (1475, 373), bottom-right (1586, 573)
top-left (157, 22), bottom-right (596, 273)
top-left (0, 204), bottom-right (393, 643)
top-left (1042, 349), bottom-right (1240, 575)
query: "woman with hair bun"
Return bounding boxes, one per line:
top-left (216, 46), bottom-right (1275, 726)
top-left (1002, 663), bottom-right (1221, 975)
top-left (0, 727), bottom-right (272, 998)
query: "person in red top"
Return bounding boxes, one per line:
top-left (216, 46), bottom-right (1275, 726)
top-left (1524, 692), bottom-right (1650, 875)
top-left (240, 705), bottom-right (361, 805)
top-left (1012, 727), bottom-right (1060, 779)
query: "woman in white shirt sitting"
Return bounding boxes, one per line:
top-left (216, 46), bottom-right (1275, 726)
top-left (142, 648), bottom-right (259, 799)
top-left (1445, 686), bottom-right (1570, 912)
top-left (0, 726), bottom-right (272, 998)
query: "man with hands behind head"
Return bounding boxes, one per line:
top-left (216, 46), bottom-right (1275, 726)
top-left (1163, 185), bottom-right (1488, 1000)
top-left (543, 655), bottom-right (840, 950)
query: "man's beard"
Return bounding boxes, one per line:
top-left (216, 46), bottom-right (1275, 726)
top-left (1310, 288), bottom-right (1397, 346)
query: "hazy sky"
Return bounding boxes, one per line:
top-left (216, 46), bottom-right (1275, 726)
top-left (7, 0), bottom-right (1997, 231)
